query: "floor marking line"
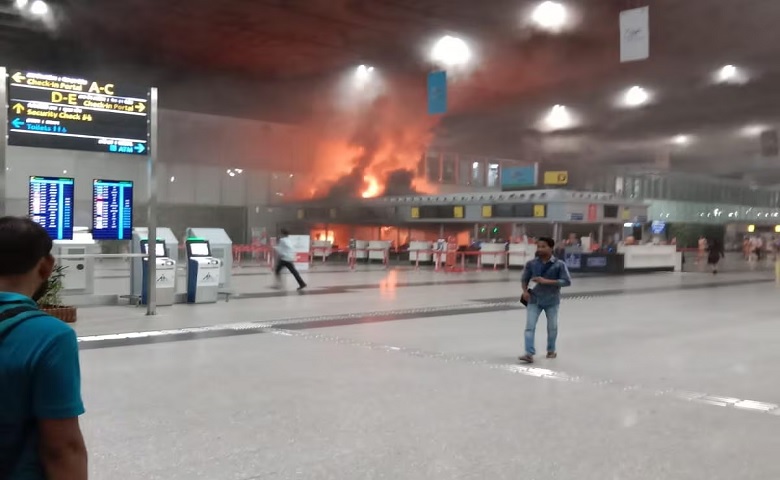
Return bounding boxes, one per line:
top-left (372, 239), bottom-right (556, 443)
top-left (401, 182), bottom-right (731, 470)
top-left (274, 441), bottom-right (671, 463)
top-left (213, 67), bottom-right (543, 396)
top-left (261, 327), bottom-right (780, 419)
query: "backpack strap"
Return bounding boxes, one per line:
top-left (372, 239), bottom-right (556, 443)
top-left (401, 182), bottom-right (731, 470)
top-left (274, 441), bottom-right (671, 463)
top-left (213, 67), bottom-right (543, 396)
top-left (0, 304), bottom-right (48, 480)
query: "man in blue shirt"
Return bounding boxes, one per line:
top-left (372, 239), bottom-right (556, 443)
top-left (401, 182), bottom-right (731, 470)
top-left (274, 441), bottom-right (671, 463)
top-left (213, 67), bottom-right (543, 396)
top-left (519, 237), bottom-right (572, 364)
top-left (0, 217), bottom-right (87, 479)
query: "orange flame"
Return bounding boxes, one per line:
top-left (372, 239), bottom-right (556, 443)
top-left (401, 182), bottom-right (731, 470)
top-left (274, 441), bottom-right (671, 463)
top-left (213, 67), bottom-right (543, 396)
top-left (361, 175), bottom-right (381, 198)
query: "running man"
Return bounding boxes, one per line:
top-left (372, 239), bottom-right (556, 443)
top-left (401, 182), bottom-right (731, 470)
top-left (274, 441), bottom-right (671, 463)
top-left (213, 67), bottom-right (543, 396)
top-left (274, 229), bottom-right (307, 290)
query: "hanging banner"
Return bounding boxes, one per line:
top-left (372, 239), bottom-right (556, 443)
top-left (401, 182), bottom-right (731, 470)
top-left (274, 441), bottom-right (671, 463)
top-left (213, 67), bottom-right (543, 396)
top-left (620, 6), bottom-right (650, 63)
top-left (427, 71), bottom-right (447, 115)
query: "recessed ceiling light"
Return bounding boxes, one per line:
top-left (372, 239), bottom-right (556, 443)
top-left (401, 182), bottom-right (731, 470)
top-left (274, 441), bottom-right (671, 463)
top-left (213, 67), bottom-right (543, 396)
top-left (431, 35), bottom-right (471, 67)
top-left (29, 0), bottom-right (48, 16)
top-left (671, 134), bottom-right (692, 146)
top-left (621, 86), bottom-right (650, 108)
top-left (541, 104), bottom-right (576, 131)
top-left (740, 125), bottom-right (769, 137)
top-left (14, 0), bottom-right (29, 9)
top-left (714, 64), bottom-right (749, 85)
top-left (530, 1), bottom-right (569, 31)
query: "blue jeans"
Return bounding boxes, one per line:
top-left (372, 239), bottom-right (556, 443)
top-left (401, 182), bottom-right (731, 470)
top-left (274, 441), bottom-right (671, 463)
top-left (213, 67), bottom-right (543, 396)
top-left (524, 303), bottom-right (559, 356)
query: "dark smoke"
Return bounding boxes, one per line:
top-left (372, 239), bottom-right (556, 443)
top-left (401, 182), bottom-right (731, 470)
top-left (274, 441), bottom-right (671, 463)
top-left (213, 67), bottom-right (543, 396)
top-left (382, 169), bottom-right (418, 196)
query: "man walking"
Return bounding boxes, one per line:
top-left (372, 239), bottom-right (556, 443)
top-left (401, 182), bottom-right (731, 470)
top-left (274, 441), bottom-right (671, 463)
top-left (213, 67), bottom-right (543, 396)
top-left (519, 237), bottom-right (572, 364)
top-left (0, 217), bottom-right (88, 479)
top-left (274, 229), bottom-right (307, 290)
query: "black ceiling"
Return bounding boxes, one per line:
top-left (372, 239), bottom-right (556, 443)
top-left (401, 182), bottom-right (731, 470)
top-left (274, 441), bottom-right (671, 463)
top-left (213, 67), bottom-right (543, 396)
top-left (3, 0), bottom-right (780, 181)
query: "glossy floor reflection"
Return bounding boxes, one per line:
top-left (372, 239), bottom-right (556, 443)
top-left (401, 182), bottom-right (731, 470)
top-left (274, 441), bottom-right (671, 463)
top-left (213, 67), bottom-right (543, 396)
top-left (75, 268), bottom-right (780, 479)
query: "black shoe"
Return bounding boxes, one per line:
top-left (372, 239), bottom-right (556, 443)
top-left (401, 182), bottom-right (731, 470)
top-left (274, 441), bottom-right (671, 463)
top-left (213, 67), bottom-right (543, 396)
top-left (297, 284), bottom-right (307, 291)
top-left (518, 354), bottom-right (534, 364)
top-left (546, 352), bottom-right (557, 359)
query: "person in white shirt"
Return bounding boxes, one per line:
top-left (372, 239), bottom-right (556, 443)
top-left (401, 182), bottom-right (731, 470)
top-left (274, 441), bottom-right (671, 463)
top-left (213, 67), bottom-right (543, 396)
top-left (274, 229), bottom-right (307, 290)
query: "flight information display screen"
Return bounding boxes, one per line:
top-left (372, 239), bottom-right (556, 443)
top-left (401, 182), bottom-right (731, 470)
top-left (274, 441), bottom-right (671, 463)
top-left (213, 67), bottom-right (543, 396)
top-left (29, 176), bottom-right (74, 240)
top-left (92, 179), bottom-right (133, 240)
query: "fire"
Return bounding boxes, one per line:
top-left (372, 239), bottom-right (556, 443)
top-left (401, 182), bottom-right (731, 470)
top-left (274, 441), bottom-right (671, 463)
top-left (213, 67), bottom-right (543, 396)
top-left (290, 75), bottom-right (441, 200)
top-left (361, 175), bottom-right (381, 198)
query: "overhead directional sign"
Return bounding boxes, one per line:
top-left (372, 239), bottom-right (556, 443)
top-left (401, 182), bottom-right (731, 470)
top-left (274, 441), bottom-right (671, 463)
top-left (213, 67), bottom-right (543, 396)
top-left (7, 70), bottom-right (150, 155)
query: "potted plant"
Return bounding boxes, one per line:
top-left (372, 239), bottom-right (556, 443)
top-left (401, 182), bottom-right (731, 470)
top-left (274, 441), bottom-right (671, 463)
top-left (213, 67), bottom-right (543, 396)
top-left (36, 264), bottom-right (77, 323)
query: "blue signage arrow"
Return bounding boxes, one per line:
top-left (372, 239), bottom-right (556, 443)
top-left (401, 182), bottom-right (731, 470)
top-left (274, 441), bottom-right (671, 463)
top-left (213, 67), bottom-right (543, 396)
top-left (11, 118), bottom-right (24, 129)
top-left (134, 143), bottom-right (146, 154)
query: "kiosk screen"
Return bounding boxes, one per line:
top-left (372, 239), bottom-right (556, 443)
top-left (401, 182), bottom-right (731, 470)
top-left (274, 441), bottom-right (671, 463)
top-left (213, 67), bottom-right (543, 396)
top-left (189, 243), bottom-right (210, 257)
top-left (142, 242), bottom-right (166, 257)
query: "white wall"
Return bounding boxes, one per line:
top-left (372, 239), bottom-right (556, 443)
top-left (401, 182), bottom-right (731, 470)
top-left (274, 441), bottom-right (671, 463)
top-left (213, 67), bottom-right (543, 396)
top-left (5, 108), bottom-right (305, 217)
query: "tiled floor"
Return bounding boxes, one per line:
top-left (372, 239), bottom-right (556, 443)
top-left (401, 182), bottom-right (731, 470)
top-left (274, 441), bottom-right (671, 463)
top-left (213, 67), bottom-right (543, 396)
top-left (73, 268), bottom-right (780, 479)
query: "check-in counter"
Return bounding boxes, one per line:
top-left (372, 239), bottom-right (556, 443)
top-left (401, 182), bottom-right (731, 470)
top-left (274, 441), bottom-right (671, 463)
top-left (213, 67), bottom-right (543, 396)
top-left (481, 243), bottom-right (507, 267)
top-left (409, 241), bottom-right (434, 263)
top-left (618, 245), bottom-right (678, 271)
top-left (311, 240), bottom-right (332, 261)
top-left (354, 240), bottom-right (369, 260)
top-left (508, 243), bottom-right (536, 268)
top-left (368, 240), bottom-right (391, 261)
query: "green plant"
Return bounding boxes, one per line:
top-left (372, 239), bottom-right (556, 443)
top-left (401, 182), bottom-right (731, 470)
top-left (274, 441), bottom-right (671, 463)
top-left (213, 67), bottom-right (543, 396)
top-left (37, 264), bottom-right (67, 308)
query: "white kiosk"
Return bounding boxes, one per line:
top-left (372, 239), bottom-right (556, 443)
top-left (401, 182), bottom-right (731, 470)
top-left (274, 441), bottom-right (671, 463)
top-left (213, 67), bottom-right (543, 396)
top-left (185, 228), bottom-right (233, 291)
top-left (52, 227), bottom-right (98, 295)
top-left (139, 239), bottom-right (176, 306)
top-left (185, 238), bottom-right (221, 304)
top-left (131, 228), bottom-right (180, 302)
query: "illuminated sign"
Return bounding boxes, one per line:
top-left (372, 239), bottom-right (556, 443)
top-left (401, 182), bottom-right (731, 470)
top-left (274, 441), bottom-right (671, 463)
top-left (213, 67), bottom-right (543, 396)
top-left (501, 165), bottom-right (538, 190)
top-left (481, 205), bottom-right (493, 218)
top-left (7, 70), bottom-right (149, 155)
top-left (92, 179), bottom-right (133, 240)
top-left (453, 206), bottom-right (465, 218)
top-left (533, 204), bottom-right (547, 218)
top-left (543, 171), bottom-right (569, 186)
top-left (29, 176), bottom-right (74, 240)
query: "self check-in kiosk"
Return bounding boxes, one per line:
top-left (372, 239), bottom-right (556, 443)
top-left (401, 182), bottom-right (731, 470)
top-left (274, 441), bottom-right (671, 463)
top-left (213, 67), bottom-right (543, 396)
top-left (185, 238), bottom-right (221, 304)
top-left (185, 228), bottom-right (233, 291)
top-left (139, 239), bottom-right (176, 306)
top-left (131, 227), bottom-right (180, 303)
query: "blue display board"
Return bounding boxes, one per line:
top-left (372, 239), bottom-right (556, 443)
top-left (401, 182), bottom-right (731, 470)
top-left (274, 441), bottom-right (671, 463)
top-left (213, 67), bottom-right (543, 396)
top-left (92, 179), bottom-right (133, 240)
top-left (29, 176), bottom-right (74, 240)
top-left (501, 165), bottom-right (538, 191)
top-left (427, 71), bottom-right (447, 115)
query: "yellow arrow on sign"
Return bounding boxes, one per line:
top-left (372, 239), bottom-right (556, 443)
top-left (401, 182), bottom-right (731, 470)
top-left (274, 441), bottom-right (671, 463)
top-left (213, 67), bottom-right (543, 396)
top-left (11, 72), bottom-right (25, 83)
top-left (135, 103), bottom-right (146, 113)
top-left (12, 103), bottom-right (25, 114)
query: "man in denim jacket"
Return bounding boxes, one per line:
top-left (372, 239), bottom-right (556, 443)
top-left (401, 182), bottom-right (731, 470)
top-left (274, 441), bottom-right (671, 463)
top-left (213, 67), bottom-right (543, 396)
top-left (519, 237), bottom-right (572, 364)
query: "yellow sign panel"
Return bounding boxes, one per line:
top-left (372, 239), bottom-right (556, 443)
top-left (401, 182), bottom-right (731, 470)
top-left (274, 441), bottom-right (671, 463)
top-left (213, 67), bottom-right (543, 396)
top-left (481, 205), bottom-right (493, 218)
top-left (411, 207), bottom-right (420, 219)
top-left (622, 209), bottom-right (631, 220)
top-left (543, 171), bottom-right (569, 185)
top-left (533, 204), bottom-right (546, 218)
top-left (453, 206), bottom-right (465, 219)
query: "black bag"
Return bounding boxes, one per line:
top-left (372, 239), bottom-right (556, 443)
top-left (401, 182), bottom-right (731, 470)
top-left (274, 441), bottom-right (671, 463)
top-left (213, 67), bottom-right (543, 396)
top-left (521, 260), bottom-right (556, 307)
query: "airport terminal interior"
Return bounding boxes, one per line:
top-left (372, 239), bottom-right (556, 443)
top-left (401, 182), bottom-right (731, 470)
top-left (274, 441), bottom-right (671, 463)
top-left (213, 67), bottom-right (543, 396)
top-left (3, 0), bottom-right (780, 478)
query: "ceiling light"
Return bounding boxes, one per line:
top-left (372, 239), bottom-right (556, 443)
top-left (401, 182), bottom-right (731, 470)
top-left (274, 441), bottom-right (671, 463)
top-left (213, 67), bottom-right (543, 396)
top-left (530, 1), bottom-right (569, 31)
top-left (622, 86), bottom-right (650, 108)
top-left (672, 134), bottom-right (692, 146)
top-left (29, 0), bottom-right (48, 16)
top-left (170, 176), bottom-right (175, 183)
top-left (740, 124), bottom-right (769, 137)
top-left (431, 35), bottom-right (471, 67)
top-left (714, 64), bottom-right (748, 85)
top-left (541, 104), bottom-right (575, 131)
top-left (14, 0), bottom-right (29, 9)
top-left (356, 64), bottom-right (374, 80)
